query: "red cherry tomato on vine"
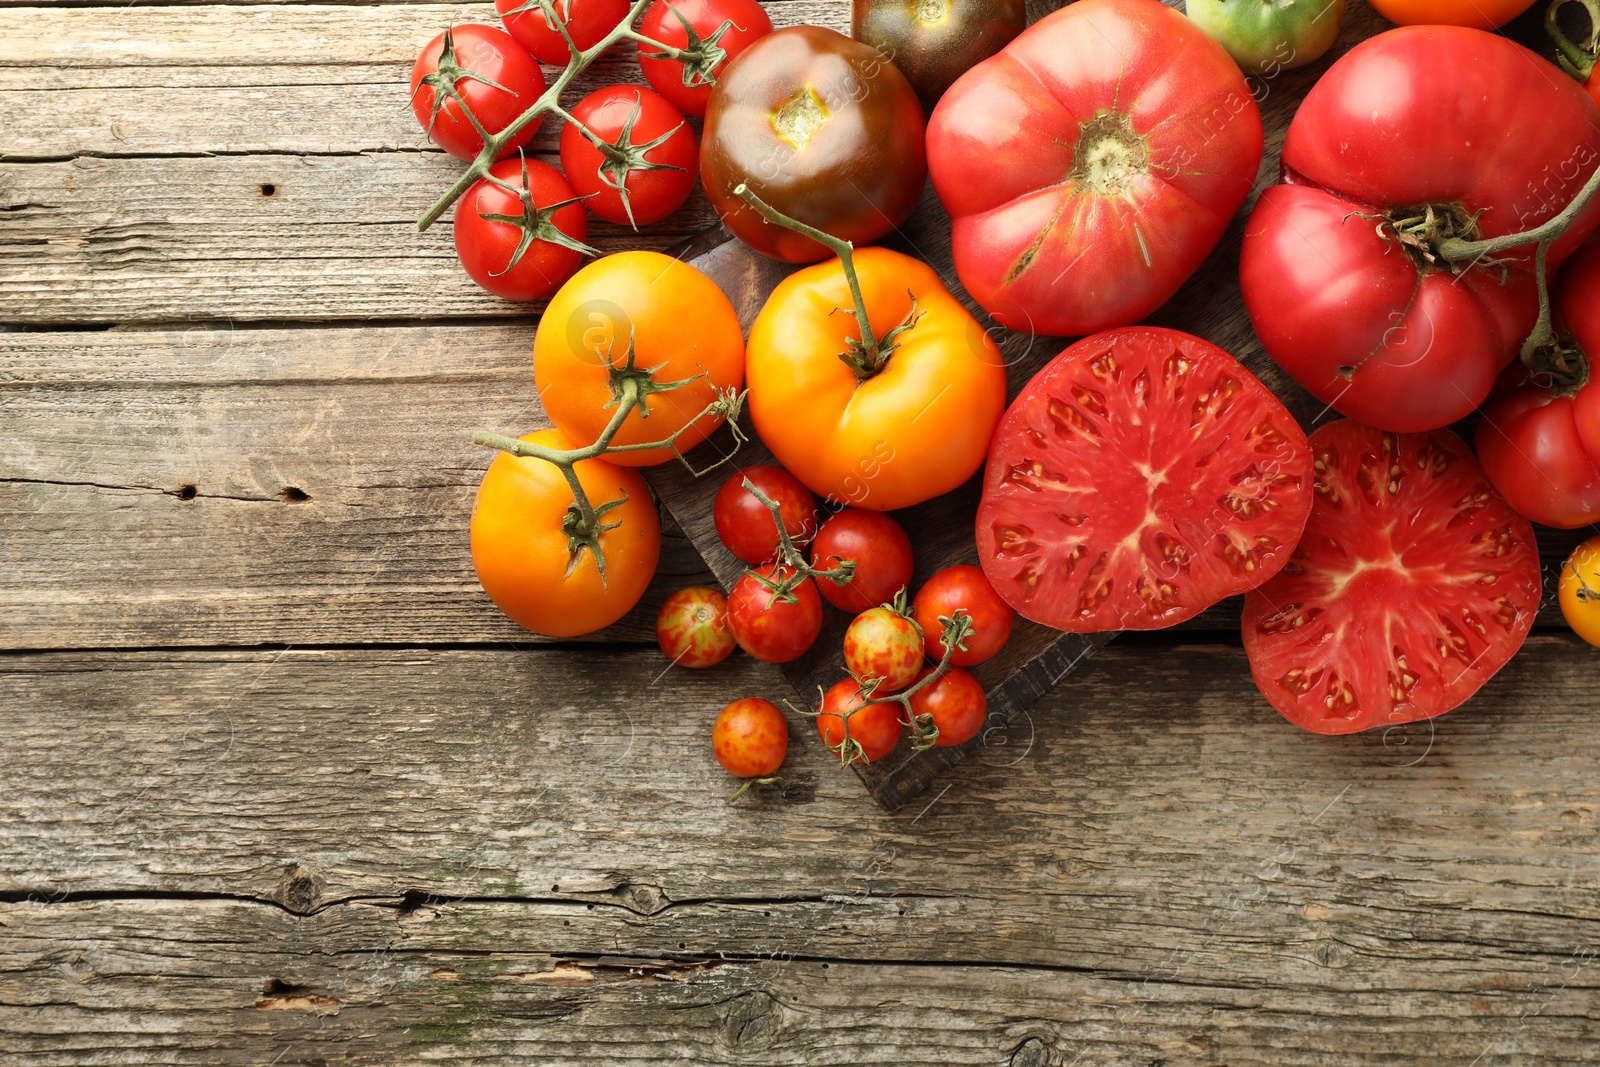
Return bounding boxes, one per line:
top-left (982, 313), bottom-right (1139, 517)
top-left (908, 667), bottom-right (987, 748)
top-left (560, 85), bottom-right (699, 227)
top-left (453, 158), bottom-right (590, 302)
top-left (808, 509), bottom-right (913, 614)
top-left (843, 606), bottom-right (924, 692)
top-left (727, 565), bottom-right (823, 663)
top-left (410, 25), bottom-right (546, 161)
top-left (816, 678), bottom-right (904, 764)
top-left (638, 0), bottom-right (775, 118)
top-left (656, 586), bottom-right (736, 668)
top-left (495, 0), bottom-right (631, 64)
top-left (713, 466), bottom-right (818, 565)
top-left (713, 698), bottom-right (789, 778)
top-left (912, 566), bottom-right (1013, 667)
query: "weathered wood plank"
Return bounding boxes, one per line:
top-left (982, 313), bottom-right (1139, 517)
top-left (0, 323), bottom-right (721, 648)
top-left (2, 897), bottom-right (1597, 1065)
top-left (3, 324), bottom-right (1584, 650)
top-left (4, 638), bottom-right (1596, 907)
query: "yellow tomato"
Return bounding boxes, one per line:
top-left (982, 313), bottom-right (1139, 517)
top-left (1367, 0), bottom-right (1535, 30)
top-left (470, 430), bottom-right (661, 637)
top-left (1559, 535), bottom-right (1600, 647)
top-left (746, 247), bottom-right (1007, 512)
top-left (533, 252), bottom-right (745, 466)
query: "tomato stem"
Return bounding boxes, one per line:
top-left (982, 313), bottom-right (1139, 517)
top-left (1437, 158), bottom-right (1600, 362)
top-left (739, 478), bottom-right (856, 596)
top-left (729, 183), bottom-right (888, 375)
top-left (1549, 0), bottom-right (1600, 81)
top-left (417, 0), bottom-right (732, 232)
top-left (473, 344), bottom-right (747, 584)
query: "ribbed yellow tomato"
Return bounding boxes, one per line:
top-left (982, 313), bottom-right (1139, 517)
top-left (1559, 536), bottom-right (1600, 648)
top-left (746, 247), bottom-right (1007, 512)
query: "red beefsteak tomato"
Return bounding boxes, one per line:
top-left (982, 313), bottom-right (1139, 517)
top-left (1243, 422), bottom-right (1541, 735)
top-left (1240, 26), bottom-right (1600, 434)
top-left (976, 328), bottom-right (1312, 632)
top-left (925, 0), bottom-right (1263, 337)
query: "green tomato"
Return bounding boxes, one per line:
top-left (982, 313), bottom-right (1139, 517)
top-left (1185, 0), bottom-right (1346, 74)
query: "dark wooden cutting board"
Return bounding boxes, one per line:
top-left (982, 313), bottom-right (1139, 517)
top-left (642, 1), bottom-right (1563, 810)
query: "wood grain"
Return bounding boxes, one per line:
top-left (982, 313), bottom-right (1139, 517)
top-left (3, 638), bottom-right (1598, 1062)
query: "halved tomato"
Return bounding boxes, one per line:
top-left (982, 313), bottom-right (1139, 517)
top-left (1242, 421), bottom-right (1541, 735)
top-left (976, 327), bottom-right (1312, 631)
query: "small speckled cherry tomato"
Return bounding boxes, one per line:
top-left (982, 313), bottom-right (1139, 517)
top-left (912, 565), bottom-right (1013, 666)
top-left (656, 586), bottom-right (735, 668)
top-left (713, 466), bottom-right (818, 565)
top-left (727, 565), bottom-right (823, 663)
top-left (815, 678), bottom-right (903, 764)
top-left (809, 508), bottom-right (913, 614)
top-left (843, 605), bottom-right (924, 692)
top-left (908, 667), bottom-right (987, 747)
top-left (713, 697), bottom-right (789, 778)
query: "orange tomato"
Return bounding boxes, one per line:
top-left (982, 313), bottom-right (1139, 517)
top-left (1367, 0), bottom-right (1535, 30)
top-left (533, 251), bottom-right (745, 466)
top-left (470, 429), bottom-right (661, 637)
top-left (746, 247), bottom-right (1007, 512)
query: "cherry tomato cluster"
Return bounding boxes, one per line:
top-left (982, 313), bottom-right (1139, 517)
top-left (409, 0), bottom-right (774, 301)
top-left (659, 462), bottom-right (1018, 790)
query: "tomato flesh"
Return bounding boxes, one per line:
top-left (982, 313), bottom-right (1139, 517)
top-left (1242, 421), bottom-right (1541, 734)
top-left (977, 327), bottom-right (1312, 632)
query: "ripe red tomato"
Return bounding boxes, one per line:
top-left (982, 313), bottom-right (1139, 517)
top-left (712, 698), bottom-right (789, 778)
top-left (1240, 26), bottom-right (1600, 433)
top-left (726, 565), bottom-right (823, 663)
top-left (977, 328), bottom-right (1313, 633)
top-left (656, 586), bottom-right (735, 668)
top-left (1477, 388), bottom-right (1600, 529)
top-left (843, 606), bottom-right (924, 692)
top-left (809, 509), bottom-right (914, 614)
top-left (911, 566), bottom-right (1013, 666)
top-left (1477, 234), bottom-right (1600, 528)
top-left (1369, 0), bottom-right (1534, 30)
top-left (712, 466), bottom-right (817, 565)
top-left (816, 679), bottom-right (904, 764)
top-left (410, 25), bottom-right (546, 161)
top-left (925, 0), bottom-right (1262, 336)
top-left (559, 85), bottom-right (698, 227)
top-left (908, 668), bottom-right (987, 748)
top-left (1243, 421), bottom-right (1541, 735)
top-left (638, 0), bottom-right (774, 118)
top-left (496, 0), bottom-right (631, 64)
top-left (453, 158), bottom-right (589, 302)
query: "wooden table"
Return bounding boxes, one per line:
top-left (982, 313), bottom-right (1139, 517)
top-left (4, 1), bottom-right (1598, 1063)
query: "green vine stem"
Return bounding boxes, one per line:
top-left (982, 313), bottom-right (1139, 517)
top-left (1435, 158), bottom-right (1600, 362)
top-left (807, 609), bottom-right (977, 766)
top-left (730, 183), bottom-right (922, 379)
top-left (418, 0), bottom-right (730, 232)
top-left (474, 336), bottom-right (746, 585)
top-left (1549, 0), bottom-right (1600, 82)
top-left (739, 479), bottom-right (855, 596)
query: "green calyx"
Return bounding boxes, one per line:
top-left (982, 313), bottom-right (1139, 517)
top-left (582, 99), bottom-right (688, 230)
top-left (476, 154), bottom-right (598, 277)
top-left (639, 6), bottom-right (737, 89)
top-left (412, 27), bottom-right (514, 142)
top-left (1549, 0), bottom-right (1600, 82)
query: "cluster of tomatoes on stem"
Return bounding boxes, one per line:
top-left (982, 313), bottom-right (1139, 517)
top-left (663, 461), bottom-right (1017, 794)
top-left (408, 0), bottom-right (774, 300)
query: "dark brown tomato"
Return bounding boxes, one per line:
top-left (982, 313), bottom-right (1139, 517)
top-left (700, 25), bottom-right (927, 263)
top-left (852, 0), bottom-right (1026, 109)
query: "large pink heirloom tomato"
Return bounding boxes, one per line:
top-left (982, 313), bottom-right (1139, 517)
top-left (925, 0), bottom-right (1263, 338)
top-left (1240, 26), bottom-right (1600, 434)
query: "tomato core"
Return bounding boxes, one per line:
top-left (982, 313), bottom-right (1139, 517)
top-left (773, 88), bottom-right (829, 150)
top-left (1071, 112), bottom-right (1149, 196)
top-left (915, 0), bottom-right (950, 26)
